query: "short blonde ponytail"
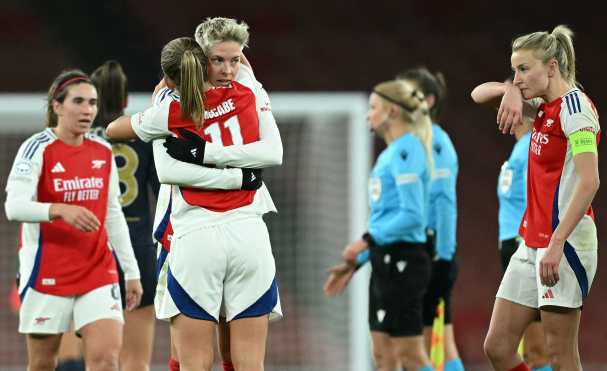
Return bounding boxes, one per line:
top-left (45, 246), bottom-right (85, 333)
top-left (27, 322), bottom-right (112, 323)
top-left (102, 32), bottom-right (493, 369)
top-left (373, 80), bottom-right (434, 170)
top-left (512, 25), bottom-right (576, 85)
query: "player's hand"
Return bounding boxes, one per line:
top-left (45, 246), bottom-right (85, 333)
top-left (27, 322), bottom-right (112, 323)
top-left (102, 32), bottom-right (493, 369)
top-left (497, 85), bottom-right (524, 135)
top-left (50, 204), bottom-right (100, 232)
top-left (241, 168), bottom-right (263, 190)
top-left (324, 262), bottom-right (356, 297)
top-left (163, 128), bottom-right (206, 165)
top-left (342, 239), bottom-right (368, 266)
top-left (539, 238), bottom-right (564, 287)
top-left (125, 279), bottom-right (143, 311)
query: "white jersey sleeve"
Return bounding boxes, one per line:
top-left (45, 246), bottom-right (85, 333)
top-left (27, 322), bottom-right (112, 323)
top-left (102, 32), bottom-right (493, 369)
top-left (202, 64), bottom-right (283, 168)
top-left (130, 99), bottom-right (171, 143)
top-left (105, 157), bottom-right (140, 280)
top-left (4, 131), bottom-right (52, 222)
top-left (560, 90), bottom-right (600, 136)
top-left (153, 139), bottom-right (244, 189)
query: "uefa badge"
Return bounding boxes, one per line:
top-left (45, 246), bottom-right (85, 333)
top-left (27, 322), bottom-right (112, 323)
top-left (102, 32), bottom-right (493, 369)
top-left (369, 177), bottom-right (381, 202)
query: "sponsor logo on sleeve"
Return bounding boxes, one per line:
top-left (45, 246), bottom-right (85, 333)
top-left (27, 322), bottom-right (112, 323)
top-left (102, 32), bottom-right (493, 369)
top-left (15, 160), bottom-right (33, 175)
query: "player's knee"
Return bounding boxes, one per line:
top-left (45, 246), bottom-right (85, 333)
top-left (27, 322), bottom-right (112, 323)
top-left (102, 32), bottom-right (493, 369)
top-left (372, 347), bottom-right (396, 370)
top-left (119, 358), bottom-right (150, 371)
top-left (86, 351), bottom-right (119, 371)
top-left (483, 333), bottom-right (508, 362)
top-left (232, 357), bottom-right (263, 371)
top-left (394, 347), bottom-right (427, 370)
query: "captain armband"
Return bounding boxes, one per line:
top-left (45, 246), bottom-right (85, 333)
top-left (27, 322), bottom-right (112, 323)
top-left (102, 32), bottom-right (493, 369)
top-left (569, 129), bottom-right (598, 156)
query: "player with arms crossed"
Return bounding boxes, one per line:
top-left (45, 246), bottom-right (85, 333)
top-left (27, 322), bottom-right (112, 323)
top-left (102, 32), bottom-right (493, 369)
top-left (471, 25), bottom-right (599, 371)
top-left (4, 69), bottom-right (142, 371)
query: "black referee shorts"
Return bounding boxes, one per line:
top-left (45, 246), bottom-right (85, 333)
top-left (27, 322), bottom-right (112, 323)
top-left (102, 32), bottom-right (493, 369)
top-left (368, 242), bottom-right (432, 337)
top-left (422, 257), bottom-right (458, 326)
top-left (499, 237), bottom-right (521, 272)
top-left (421, 230), bottom-right (459, 326)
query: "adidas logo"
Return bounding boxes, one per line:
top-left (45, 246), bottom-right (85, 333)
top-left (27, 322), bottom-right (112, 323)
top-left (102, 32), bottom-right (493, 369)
top-left (542, 288), bottom-right (554, 299)
top-left (251, 172), bottom-right (256, 181)
top-left (190, 148), bottom-right (197, 157)
top-left (51, 162), bottom-right (65, 173)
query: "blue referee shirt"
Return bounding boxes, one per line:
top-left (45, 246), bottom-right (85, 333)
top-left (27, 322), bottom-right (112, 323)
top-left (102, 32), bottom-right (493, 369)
top-left (368, 132), bottom-right (430, 246)
top-left (497, 132), bottom-right (530, 241)
top-left (428, 124), bottom-right (458, 261)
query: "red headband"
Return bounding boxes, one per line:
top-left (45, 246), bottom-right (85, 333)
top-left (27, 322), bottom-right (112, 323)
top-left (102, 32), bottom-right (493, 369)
top-left (54, 76), bottom-right (91, 98)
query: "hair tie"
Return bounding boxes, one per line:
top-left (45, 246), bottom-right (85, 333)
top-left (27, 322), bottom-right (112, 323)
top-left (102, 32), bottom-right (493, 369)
top-left (373, 90), bottom-right (415, 113)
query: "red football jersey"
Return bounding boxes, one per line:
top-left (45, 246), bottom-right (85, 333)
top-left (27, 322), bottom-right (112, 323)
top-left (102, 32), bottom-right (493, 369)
top-left (13, 131), bottom-right (119, 296)
top-left (519, 89), bottom-right (600, 248)
top-left (167, 81), bottom-right (260, 212)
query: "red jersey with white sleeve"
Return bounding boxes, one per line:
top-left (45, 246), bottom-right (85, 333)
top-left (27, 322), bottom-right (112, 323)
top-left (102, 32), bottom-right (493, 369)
top-left (171, 82), bottom-right (260, 211)
top-left (520, 88), bottom-right (600, 248)
top-left (4, 129), bottom-right (140, 297)
top-left (133, 68), bottom-right (277, 238)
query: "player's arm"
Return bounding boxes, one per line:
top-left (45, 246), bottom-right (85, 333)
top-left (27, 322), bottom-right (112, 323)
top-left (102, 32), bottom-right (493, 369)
top-left (5, 140), bottom-right (100, 231)
top-left (540, 102), bottom-right (600, 285)
top-left (200, 64), bottom-right (282, 168)
top-left (540, 133), bottom-right (598, 286)
top-left (153, 139), bottom-right (262, 190)
top-left (5, 141), bottom-right (51, 222)
top-left (148, 148), bottom-right (161, 196)
top-left (202, 86), bottom-right (283, 168)
top-left (105, 157), bottom-right (142, 310)
top-left (471, 81), bottom-right (536, 134)
top-left (107, 85), bottom-right (174, 141)
top-left (107, 97), bottom-right (171, 142)
top-left (554, 148), bottom-right (599, 241)
top-left (550, 108), bottom-right (600, 245)
top-left (105, 157), bottom-right (140, 280)
top-left (106, 116), bottom-right (136, 140)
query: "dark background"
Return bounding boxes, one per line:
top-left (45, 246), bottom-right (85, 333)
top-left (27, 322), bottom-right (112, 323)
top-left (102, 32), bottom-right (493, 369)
top-left (1, 0), bottom-right (606, 367)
